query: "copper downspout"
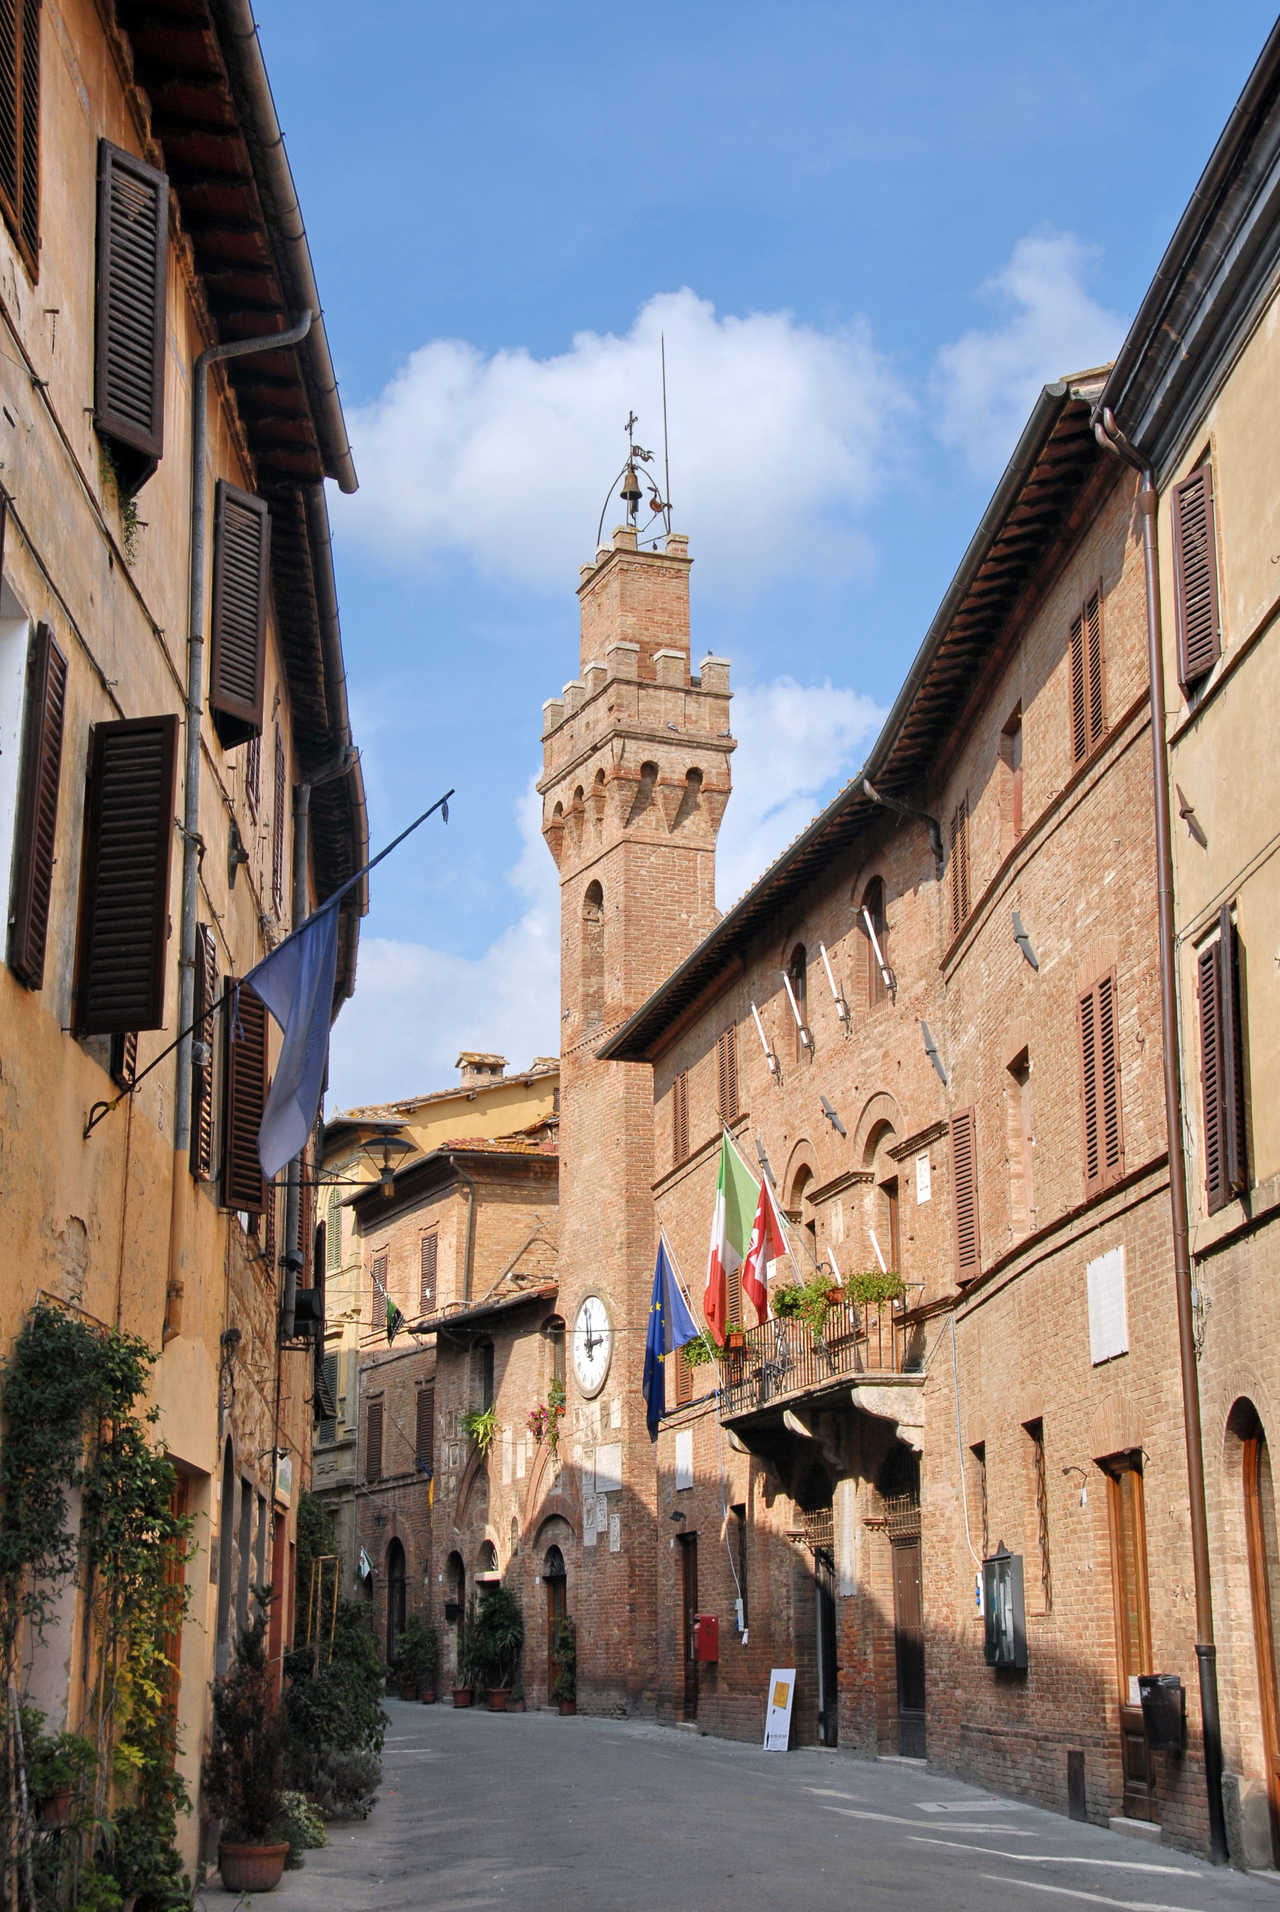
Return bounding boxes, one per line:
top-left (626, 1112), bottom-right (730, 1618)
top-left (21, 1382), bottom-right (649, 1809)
top-left (1094, 410), bottom-right (1227, 1864)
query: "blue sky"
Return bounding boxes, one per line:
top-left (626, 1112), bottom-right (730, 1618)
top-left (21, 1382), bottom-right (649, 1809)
top-left (256, 1), bottom-right (1280, 1108)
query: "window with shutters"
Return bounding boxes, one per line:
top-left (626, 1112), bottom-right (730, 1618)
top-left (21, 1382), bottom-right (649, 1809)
top-left (716, 1024), bottom-right (738, 1123)
top-left (416, 1383), bottom-right (435, 1472)
top-left (0, 1), bottom-right (40, 280)
top-left (1068, 589), bottom-right (1105, 766)
top-left (322, 1189), bottom-right (341, 1271)
top-left (1198, 906), bottom-right (1248, 1214)
top-left (189, 925), bottom-right (218, 1179)
top-left (948, 798), bottom-right (970, 939)
top-left (365, 1397), bottom-right (383, 1484)
top-left (222, 980), bottom-right (267, 1213)
top-left (272, 723), bottom-right (286, 917)
top-left (317, 1350), bottom-right (339, 1446)
top-left (209, 483), bottom-right (270, 750)
top-left (950, 1106), bottom-right (980, 1282)
top-left (862, 877), bottom-right (890, 1006)
top-left (674, 1340), bottom-right (693, 1407)
top-left (371, 1250), bottom-right (388, 1328)
top-left (672, 1069), bottom-right (689, 1165)
top-left (74, 713), bottom-right (179, 1035)
top-left (7, 621), bottom-right (65, 989)
top-left (787, 943), bottom-right (808, 1060)
top-left (419, 1232), bottom-right (438, 1311)
top-left (94, 142), bottom-right (168, 496)
top-left (1079, 971), bottom-right (1124, 1194)
top-left (1172, 463), bottom-right (1221, 692)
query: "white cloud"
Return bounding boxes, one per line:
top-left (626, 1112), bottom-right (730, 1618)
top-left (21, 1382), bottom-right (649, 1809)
top-left (716, 677), bottom-right (884, 907)
top-left (341, 289), bottom-right (909, 596)
top-left (328, 678), bottom-right (882, 1109)
top-left (932, 233), bottom-right (1126, 475)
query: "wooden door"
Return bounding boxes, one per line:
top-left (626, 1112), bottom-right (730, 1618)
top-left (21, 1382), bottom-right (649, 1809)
top-left (545, 1568), bottom-right (566, 1698)
top-left (815, 1548), bottom-right (839, 1748)
top-left (1105, 1457), bottom-right (1156, 1821)
top-left (1245, 1427), bottom-right (1280, 1864)
top-left (679, 1533), bottom-right (699, 1722)
top-left (892, 1533), bottom-right (926, 1757)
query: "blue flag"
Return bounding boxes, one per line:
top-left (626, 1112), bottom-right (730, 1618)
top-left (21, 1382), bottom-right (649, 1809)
top-left (643, 1237), bottom-right (701, 1439)
top-left (242, 901), bottom-right (341, 1181)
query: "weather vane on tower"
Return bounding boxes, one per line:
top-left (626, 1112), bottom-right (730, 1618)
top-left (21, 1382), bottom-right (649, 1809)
top-left (595, 340), bottom-right (674, 548)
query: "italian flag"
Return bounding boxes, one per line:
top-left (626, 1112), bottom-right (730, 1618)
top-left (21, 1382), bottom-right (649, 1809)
top-left (704, 1132), bottom-right (760, 1341)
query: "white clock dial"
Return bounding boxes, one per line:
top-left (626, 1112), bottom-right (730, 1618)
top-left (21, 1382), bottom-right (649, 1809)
top-left (572, 1294), bottom-right (612, 1397)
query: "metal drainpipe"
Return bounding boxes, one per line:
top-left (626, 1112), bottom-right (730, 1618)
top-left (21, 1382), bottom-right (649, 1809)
top-left (1093, 410), bottom-right (1228, 1865)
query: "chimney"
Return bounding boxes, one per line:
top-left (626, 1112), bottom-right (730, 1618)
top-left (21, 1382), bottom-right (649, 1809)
top-left (456, 1052), bottom-right (507, 1089)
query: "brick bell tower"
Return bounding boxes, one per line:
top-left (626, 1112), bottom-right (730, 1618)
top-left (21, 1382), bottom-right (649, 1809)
top-left (538, 516), bottom-right (733, 1713)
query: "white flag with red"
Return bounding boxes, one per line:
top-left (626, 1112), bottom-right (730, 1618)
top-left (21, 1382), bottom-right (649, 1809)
top-left (741, 1174), bottom-right (789, 1323)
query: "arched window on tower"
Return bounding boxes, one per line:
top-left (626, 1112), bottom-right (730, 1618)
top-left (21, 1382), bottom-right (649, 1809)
top-left (582, 881), bottom-right (604, 1029)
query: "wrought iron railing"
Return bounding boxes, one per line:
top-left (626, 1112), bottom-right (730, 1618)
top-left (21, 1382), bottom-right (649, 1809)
top-left (718, 1296), bottom-right (922, 1419)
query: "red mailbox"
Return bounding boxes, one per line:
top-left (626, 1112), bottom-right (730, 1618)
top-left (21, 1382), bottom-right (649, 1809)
top-left (692, 1613), bottom-right (719, 1663)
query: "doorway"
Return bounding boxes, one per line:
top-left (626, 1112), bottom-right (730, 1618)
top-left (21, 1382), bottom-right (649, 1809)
top-left (544, 1545), bottom-right (567, 1701)
top-left (678, 1532), bottom-right (699, 1722)
top-left (1241, 1406), bottom-right (1280, 1863)
top-left (1103, 1454), bottom-right (1156, 1822)
top-left (881, 1446), bottom-right (925, 1757)
top-left (815, 1546), bottom-right (839, 1747)
top-left (385, 1538), bottom-right (406, 1664)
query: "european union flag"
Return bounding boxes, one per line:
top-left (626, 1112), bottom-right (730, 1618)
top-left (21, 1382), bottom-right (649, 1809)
top-left (643, 1236), bottom-right (701, 1439)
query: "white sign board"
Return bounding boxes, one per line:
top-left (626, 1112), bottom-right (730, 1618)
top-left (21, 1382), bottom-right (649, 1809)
top-left (1087, 1245), bottom-right (1128, 1365)
top-left (916, 1151), bottom-right (932, 1204)
top-left (763, 1668), bottom-right (797, 1751)
top-left (595, 1442), bottom-right (623, 1496)
top-left (674, 1429), bottom-right (694, 1492)
top-left (609, 1513), bottom-right (621, 1553)
top-left (274, 1451), bottom-right (293, 1506)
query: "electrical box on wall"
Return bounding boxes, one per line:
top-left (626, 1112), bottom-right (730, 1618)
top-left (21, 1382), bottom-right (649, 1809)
top-left (692, 1613), bottom-right (719, 1662)
top-left (982, 1543), bottom-right (1028, 1670)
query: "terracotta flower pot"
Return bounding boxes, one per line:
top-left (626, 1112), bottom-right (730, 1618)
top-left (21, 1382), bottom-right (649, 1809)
top-left (39, 1790), bottom-right (75, 1829)
top-left (218, 1841), bottom-right (289, 1893)
top-left (421, 1688), bottom-right (436, 1704)
top-left (558, 1698), bottom-right (577, 1716)
top-left (452, 1686), bottom-right (473, 1707)
top-left (486, 1687), bottom-right (510, 1712)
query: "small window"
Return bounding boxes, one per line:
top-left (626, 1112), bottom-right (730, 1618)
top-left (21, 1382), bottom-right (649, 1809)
top-left (223, 980), bottom-right (267, 1213)
top-left (0, 2), bottom-right (40, 279)
top-left (672, 1069), bottom-right (689, 1164)
top-left (950, 1107), bottom-right (980, 1282)
top-left (416, 1383), bottom-right (435, 1472)
top-left (1079, 972), bottom-right (1123, 1194)
top-left (209, 483), bottom-right (270, 749)
top-left (365, 1397), bottom-right (384, 1484)
top-left (94, 142), bottom-right (169, 495)
top-left (971, 1442), bottom-right (989, 1558)
top-left (1172, 463), bottom-right (1221, 692)
top-left (1198, 905), bottom-right (1248, 1213)
top-left (861, 877), bottom-right (889, 1005)
top-left (787, 943), bottom-right (808, 1061)
top-left (716, 1024), bottom-right (738, 1123)
top-left (1000, 706), bottom-right (1023, 844)
top-left (479, 1340), bottom-right (495, 1411)
top-left (1068, 590), bottom-right (1104, 765)
top-left (948, 799), bottom-right (970, 938)
top-left (419, 1232), bottom-right (438, 1311)
top-left (370, 1250), bottom-right (388, 1327)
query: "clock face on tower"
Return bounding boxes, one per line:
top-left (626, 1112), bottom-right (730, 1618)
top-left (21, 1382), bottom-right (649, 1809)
top-left (572, 1293), bottom-right (612, 1397)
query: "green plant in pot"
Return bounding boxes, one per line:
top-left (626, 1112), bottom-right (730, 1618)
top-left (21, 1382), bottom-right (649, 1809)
top-left (461, 1404), bottom-right (499, 1456)
top-left (472, 1584), bottom-right (524, 1710)
top-left (550, 1615), bottom-right (577, 1715)
top-left (393, 1612), bottom-right (440, 1701)
top-left (27, 1723), bottom-right (96, 1828)
top-left (204, 1590), bottom-right (289, 1893)
top-left (772, 1274), bottom-right (840, 1337)
top-left (453, 1596), bottom-right (482, 1705)
top-left (845, 1267), bottom-right (907, 1307)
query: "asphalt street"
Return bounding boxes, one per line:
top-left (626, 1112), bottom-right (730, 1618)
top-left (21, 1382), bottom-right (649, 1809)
top-left (237, 1700), bottom-right (1280, 1911)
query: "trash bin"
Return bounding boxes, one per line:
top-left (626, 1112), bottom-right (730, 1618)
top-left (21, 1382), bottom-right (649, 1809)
top-left (1138, 1673), bottom-right (1185, 1752)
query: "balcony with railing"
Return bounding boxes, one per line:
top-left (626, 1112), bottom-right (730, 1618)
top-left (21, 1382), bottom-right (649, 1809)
top-left (718, 1295), bottom-right (925, 1424)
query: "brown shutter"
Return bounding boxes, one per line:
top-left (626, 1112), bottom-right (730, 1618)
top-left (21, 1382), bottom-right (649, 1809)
top-left (1070, 593), bottom-right (1105, 764)
top-left (673, 1069), bottom-right (689, 1164)
top-left (1084, 591), bottom-right (1103, 752)
top-left (93, 141), bottom-right (168, 491)
top-left (1198, 938), bottom-right (1226, 1213)
top-left (316, 1350), bottom-right (338, 1440)
top-left (372, 1249), bottom-right (388, 1327)
top-left (416, 1383), bottom-right (435, 1471)
top-left (949, 798), bottom-right (969, 938)
top-left (717, 1025), bottom-right (738, 1123)
top-left (272, 723), bottom-right (286, 915)
top-left (1069, 612), bottom-right (1087, 763)
top-left (366, 1398), bottom-right (383, 1484)
top-left (674, 1343), bottom-right (693, 1406)
top-left (222, 979), bottom-right (267, 1212)
top-left (1172, 466), bottom-right (1221, 691)
top-left (74, 713), bottom-right (178, 1034)
top-left (7, 620), bottom-right (66, 989)
top-left (1220, 906), bottom-right (1248, 1199)
top-left (1080, 972), bottom-right (1123, 1195)
top-left (950, 1107), bottom-right (980, 1281)
top-left (0, 0), bottom-right (40, 279)
top-left (420, 1233), bottom-right (438, 1311)
top-left (262, 1175), bottom-right (277, 1279)
top-left (208, 482), bottom-right (270, 749)
top-left (190, 924), bottom-right (218, 1179)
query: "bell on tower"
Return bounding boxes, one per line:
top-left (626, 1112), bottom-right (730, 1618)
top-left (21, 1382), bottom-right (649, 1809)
top-left (599, 409), bottom-right (668, 541)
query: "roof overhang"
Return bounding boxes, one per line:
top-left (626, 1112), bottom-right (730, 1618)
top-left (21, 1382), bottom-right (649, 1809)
top-left (414, 1283), bottom-right (560, 1338)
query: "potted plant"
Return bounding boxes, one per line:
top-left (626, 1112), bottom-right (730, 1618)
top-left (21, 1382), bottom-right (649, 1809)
top-left (393, 1612), bottom-right (439, 1702)
top-left (773, 1274), bottom-right (840, 1338)
top-left (472, 1583), bottom-right (524, 1710)
top-left (27, 1722), bottom-right (96, 1828)
top-left (846, 1267), bottom-right (907, 1307)
top-left (550, 1615), bottom-right (577, 1716)
top-left (461, 1404), bottom-right (499, 1457)
top-left (204, 1592), bottom-right (289, 1893)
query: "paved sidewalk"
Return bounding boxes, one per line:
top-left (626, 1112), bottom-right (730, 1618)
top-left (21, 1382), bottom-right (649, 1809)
top-left (200, 1700), bottom-right (1280, 1910)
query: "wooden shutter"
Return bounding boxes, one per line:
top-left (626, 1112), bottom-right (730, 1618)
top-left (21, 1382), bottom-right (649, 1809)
top-left (74, 713), bottom-right (178, 1034)
top-left (0, 0), bottom-right (40, 279)
top-left (674, 1342), bottom-right (693, 1407)
top-left (93, 141), bottom-right (168, 491)
top-left (366, 1398), bottom-right (383, 1484)
top-left (316, 1349), bottom-right (338, 1438)
top-left (1200, 908), bottom-right (1248, 1212)
top-left (272, 723), bottom-right (286, 915)
top-left (371, 1249), bottom-right (388, 1328)
top-left (949, 798), bottom-right (969, 938)
top-left (416, 1383), bottom-right (435, 1471)
top-left (1079, 971), bottom-right (1124, 1194)
top-left (300, 1145), bottom-right (316, 1287)
top-left (673, 1069), bottom-right (689, 1164)
top-left (950, 1107), bottom-right (980, 1281)
top-left (222, 979), bottom-right (267, 1212)
top-left (208, 482), bottom-right (270, 748)
top-left (262, 1175), bottom-right (277, 1279)
top-left (189, 924), bottom-right (218, 1178)
top-left (1069, 591), bottom-right (1104, 765)
top-left (1172, 466), bottom-right (1221, 691)
top-left (717, 1025), bottom-right (738, 1123)
top-left (7, 621), bottom-right (66, 989)
top-left (420, 1233), bottom-right (438, 1311)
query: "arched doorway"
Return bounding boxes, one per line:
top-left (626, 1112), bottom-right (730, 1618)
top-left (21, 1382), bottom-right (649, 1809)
top-left (385, 1538), bottom-right (406, 1664)
top-left (544, 1545), bottom-right (567, 1700)
top-left (879, 1444), bottom-right (924, 1758)
top-left (1237, 1402), bottom-right (1280, 1862)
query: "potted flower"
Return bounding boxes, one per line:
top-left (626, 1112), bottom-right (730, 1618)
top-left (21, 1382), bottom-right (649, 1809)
top-left (546, 1378), bottom-right (566, 1454)
top-left (846, 1268), bottom-right (907, 1307)
top-left (203, 1593), bottom-right (289, 1893)
top-left (461, 1404), bottom-right (499, 1457)
top-left (550, 1615), bottom-right (577, 1716)
top-left (472, 1583), bottom-right (523, 1711)
top-left (725, 1322), bottom-right (745, 1352)
top-left (773, 1274), bottom-right (840, 1338)
top-left (393, 1612), bottom-right (440, 1703)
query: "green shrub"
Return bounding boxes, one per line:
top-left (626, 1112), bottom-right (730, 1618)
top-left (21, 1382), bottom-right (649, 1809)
top-left (278, 1789), bottom-right (326, 1868)
top-left (284, 1598), bottom-right (385, 1815)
